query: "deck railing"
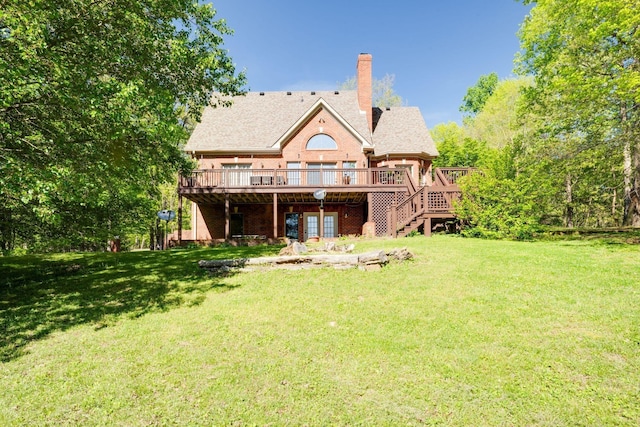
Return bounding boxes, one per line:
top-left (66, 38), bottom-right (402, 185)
top-left (389, 186), bottom-right (463, 236)
top-left (180, 168), bottom-right (410, 189)
top-left (434, 167), bottom-right (475, 186)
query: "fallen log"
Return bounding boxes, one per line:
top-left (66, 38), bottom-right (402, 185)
top-left (199, 249), bottom-right (394, 273)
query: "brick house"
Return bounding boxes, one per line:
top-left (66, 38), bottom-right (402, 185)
top-left (178, 54), bottom-right (467, 242)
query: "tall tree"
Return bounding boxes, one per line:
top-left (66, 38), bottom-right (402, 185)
top-left (0, 0), bottom-right (246, 251)
top-left (431, 122), bottom-right (488, 168)
top-left (516, 0), bottom-right (640, 225)
top-left (338, 74), bottom-right (404, 108)
top-left (465, 77), bottom-right (532, 149)
top-left (460, 72), bottom-right (499, 117)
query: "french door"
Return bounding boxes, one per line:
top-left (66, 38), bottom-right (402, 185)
top-left (303, 212), bottom-right (338, 240)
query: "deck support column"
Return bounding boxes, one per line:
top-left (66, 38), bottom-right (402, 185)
top-left (367, 193), bottom-right (373, 222)
top-left (178, 194), bottom-right (183, 246)
top-left (386, 204), bottom-right (397, 238)
top-left (424, 217), bottom-right (432, 237)
top-left (224, 193), bottom-right (230, 240)
top-left (273, 193), bottom-right (278, 239)
top-left (319, 202), bottom-right (324, 239)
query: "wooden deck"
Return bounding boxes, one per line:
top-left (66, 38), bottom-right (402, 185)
top-left (178, 167), bottom-right (473, 238)
top-left (179, 168), bottom-right (414, 204)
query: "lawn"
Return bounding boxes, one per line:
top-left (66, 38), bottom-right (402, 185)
top-left (1, 236), bottom-right (639, 426)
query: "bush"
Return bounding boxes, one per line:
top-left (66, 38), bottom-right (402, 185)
top-left (455, 167), bottom-right (543, 240)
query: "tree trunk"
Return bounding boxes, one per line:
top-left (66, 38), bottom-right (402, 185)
top-left (622, 146), bottom-right (640, 226)
top-left (620, 103), bottom-right (640, 226)
top-left (631, 144), bottom-right (640, 226)
top-left (565, 173), bottom-right (574, 228)
top-left (149, 224), bottom-right (156, 251)
top-left (623, 135), bottom-right (633, 225)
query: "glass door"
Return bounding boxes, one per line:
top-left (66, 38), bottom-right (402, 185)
top-left (303, 212), bottom-right (338, 240)
top-left (304, 214), bottom-right (319, 240)
top-left (285, 213), bottom-right (299, 240)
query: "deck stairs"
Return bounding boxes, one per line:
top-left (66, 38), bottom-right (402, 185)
top-left (391, 168), bottom-right (472, 237)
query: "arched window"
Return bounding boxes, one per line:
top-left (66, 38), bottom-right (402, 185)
top-left (306, 134), bottom-right (337, 150)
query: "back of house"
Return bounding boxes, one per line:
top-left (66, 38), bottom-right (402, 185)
top-left (178, 53), bottom-right (465, 242)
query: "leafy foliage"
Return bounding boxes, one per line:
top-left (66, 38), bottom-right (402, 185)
top-left (516, 0), bottom-right (640, 225)
top-left (465, 77), bottom-right (532, 149)
top-left (0, 0), bottom-right (246, 252)
top-left (459, 72), bottom-right (498, 116)
top-left (431, 122), bottom-right (488, 168)
top-left (445, 0), bottom-right (640, 237)
top-left (455, 147), bottom-right (546, 240)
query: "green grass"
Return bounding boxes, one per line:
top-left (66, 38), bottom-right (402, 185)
top-left (1, 237), bottom-right (639, 426)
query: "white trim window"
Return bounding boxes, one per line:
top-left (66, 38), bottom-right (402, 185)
top-left (287, 162), bottom-right (301, 186)
top-left (222, 163), bottom-right (252, 186)
top-left (343, 161), bottom-right (356, 184)
top-left (307, 163), bottom-right (337, 186)
top-left (306, 134), bottom-right (337, 150)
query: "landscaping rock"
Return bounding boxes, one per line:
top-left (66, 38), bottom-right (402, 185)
top-left (278, 241), bottom-right (308, 256)
top-left (386, 247), bottom-right (414, 261)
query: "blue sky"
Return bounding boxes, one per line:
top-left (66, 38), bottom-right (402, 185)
top-left (209, 1), bottom-right (531, 128)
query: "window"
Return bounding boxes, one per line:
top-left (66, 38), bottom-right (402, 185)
top-left (395, 165), bottom-right (413, 183)
top-left (306, 215), bottom-right (319, 238)
top-left (343, 161), bottom-right (356, 184)
top-left (324, 214), bottom-right (336, 238)
top-left (307, 163), bottom-right (337, 185)
top-left (306, 134), bottom-right (337, 150)
top-left (287, 162), bottom-right (301, 186)
top-left (222, 163), bottom-right (251, 186)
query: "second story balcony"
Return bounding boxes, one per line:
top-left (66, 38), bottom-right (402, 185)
top-left (180, 168), bottom-right (414, 193)
top-left (178, 167), bottom-right (469, 207)
top-left (178, 168), bottom-right (419, 205)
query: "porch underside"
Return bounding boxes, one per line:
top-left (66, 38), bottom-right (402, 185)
top-left (179, 186), bottom-right (400, 205)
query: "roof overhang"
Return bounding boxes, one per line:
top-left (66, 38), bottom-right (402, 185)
top-left (187, 148), bottom-right (281, 156)
top-left (369, 152), bottom-right (438, 161)
top-left (271, 97), bottom-right (373, 151)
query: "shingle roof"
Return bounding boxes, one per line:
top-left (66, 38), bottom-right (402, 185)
top-left (371, 107), bottom-right (439, 157)
top-left (185, 91), bottom-right (371, 152)
top-left (185, 91), bottom-right (438, 158)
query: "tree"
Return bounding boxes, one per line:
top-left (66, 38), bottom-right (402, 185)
top-left (465, 77), bottom-right (532, 149)
top-left (516, 0), bottom-right (640, 225)
top-left (0, 0), bottom-right (246, 251)
top-left (460, 72), bottom-right (499, 117)
top-left (431, 122), bottom-right (488, 168)
top-left (339, 74), bottom-right (404, 108)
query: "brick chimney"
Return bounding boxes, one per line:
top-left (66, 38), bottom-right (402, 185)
top-left (357, 53), bottom-right (373, 133)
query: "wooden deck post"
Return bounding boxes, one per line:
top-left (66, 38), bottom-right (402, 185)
top-left (390, 203), bottom-right (397, 237)
top-left (319, 202), bottom-right (324, 238)
top-left (178, 194), bottom-right (183, 246)
top-left (224, 193), bottom-right (230, 240)
top-left (424, 217), bottom-right (432, 237)
top-left (386, 204), bottom-right (397, 237)
top-left (273, 193), bottom-right (278, 239)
